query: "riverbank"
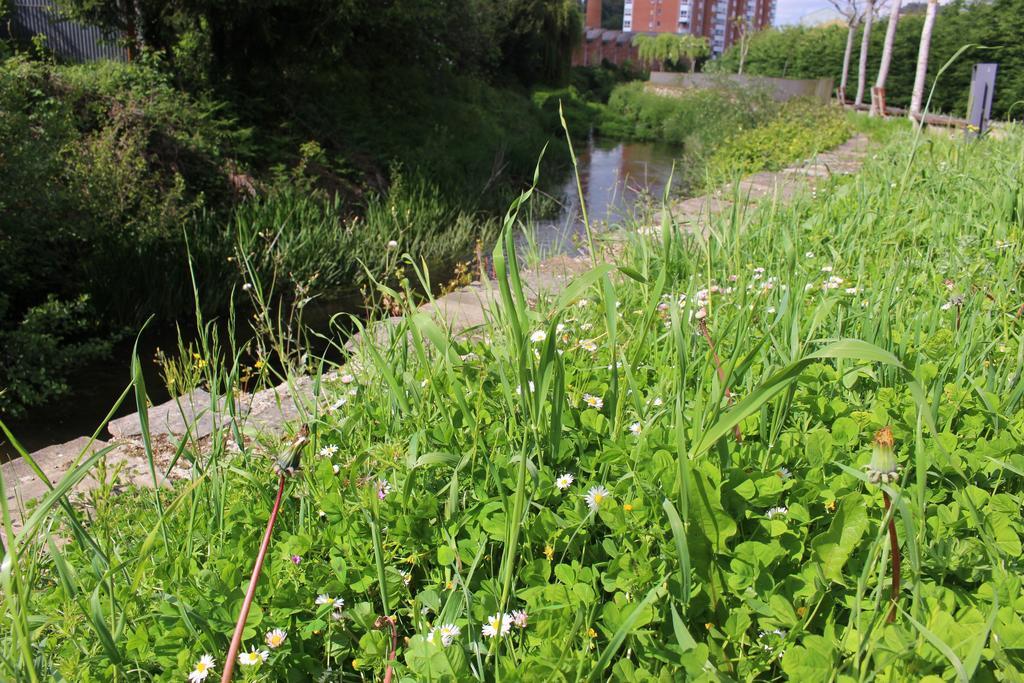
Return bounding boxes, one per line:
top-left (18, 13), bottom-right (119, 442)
top-left (2, 130), bottom-right (869, 530)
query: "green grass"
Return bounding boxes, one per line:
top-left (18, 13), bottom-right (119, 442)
top-left (2, 117), bottom-right (1024, 681)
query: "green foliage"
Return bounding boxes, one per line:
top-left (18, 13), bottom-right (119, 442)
top-left (706, 99), bottom-right (852, 180)
top-left (633, 33), bottom-right (709, 72)
top-left (51, 0), bottom-right (582, 89)
top-left (0, 297), bottom-right (111, 416)
top-left (6, 121), bottom-right (1024, 680)
top-left (0, 55), bottom-right (243, 413)
top-left (599, 80), bottom-right (778, 150)
top-left (569, 62), bottom-right (645, 103)
top-left (231, 175), bottom-right (496, 300)
top-left (713, 0), bottom-right (1024, 119)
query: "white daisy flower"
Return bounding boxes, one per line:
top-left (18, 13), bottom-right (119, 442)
top-left (429, 623), bottom-right (461, 647)
top-left (579, 339), bottom-right (598, 353)
top-left (530, 330), bottom-right (547, 343)
top-left (652, 397), bottom-right (664, 407)
top-left (585, 485), bottom-right (610, 511)
top-left (237, 648), bottom-right (269, 666)
top-left (582, 394), bottom-right (603, 410)
top-left (511, 610), bottom-right (528, 628)
top-left (315, 594), bottom-right (333, 606)
top-left (482, 613), bottom-right (513, 638)
top-left (188, 654), bottom-right (215, 682)
top-left (629, 422), bottom-right (642, 436)
top-left (333, 597), bottom-right (345, 609)
top-left (318, 445), bottom-right (338, 458)
top-left (340, 373), bottom-right (355, 384)
top-left (766, 506), bottom-right (788, 519)
top-left (555, 473), bottom-right (575, 491)
top-left (265, 629), bottom-right (287, 649)
top-left (777, 467), bottom-right (792, 480)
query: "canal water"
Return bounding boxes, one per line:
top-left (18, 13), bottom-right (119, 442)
top-left (523, 137), bottom-right (682, 257)
top-left (1, 138), bottom-right (682, 459)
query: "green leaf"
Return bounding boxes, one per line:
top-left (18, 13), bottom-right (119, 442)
top-left (781, 635), bottom-right (835, 679)
top-left (810, 495), bottom-right (868, 584)
top-left (688, 469), bottom-right (737, 555)
top-left (830, 416), bottom-right (860, 446)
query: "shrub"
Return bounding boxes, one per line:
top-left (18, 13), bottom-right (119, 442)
top-left (0, 55), bottom-right (246, 413)
top-left (0, 296), bottom-right (111, 416)
top-left (599, 80), bottom-right (778, 149)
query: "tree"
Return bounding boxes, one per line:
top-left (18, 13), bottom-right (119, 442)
top-left (909, 0), bottom-right (939, 118)
top-left (734, 16), bottom-right (753, 75)
top-left (871, 0), bottom-right (902, 115)
top-left (634, 33), bottom-right (709, 73)
top-left (827, 0), bottom-right (861, 103)
top-left (855, 0), bottom-right (878, 106)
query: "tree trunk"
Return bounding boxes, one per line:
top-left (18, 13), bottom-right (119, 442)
top-left (855, 0), bottom-right (875, 107)
top-left (839, 19), bottom-right (857, 103)
top-left (909, 0), bottom-right (939, 118)
top-left (871, 0), bottom-right (902, 116)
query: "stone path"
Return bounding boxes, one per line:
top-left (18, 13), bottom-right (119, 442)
top-left (1, 134), bottom-right (870, 531)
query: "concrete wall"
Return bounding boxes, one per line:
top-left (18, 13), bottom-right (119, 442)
top-left (649, 72), bottom-right (834, 104)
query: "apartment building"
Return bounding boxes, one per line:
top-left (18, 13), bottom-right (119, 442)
top-left (620, 0), bottom-right (775, 55)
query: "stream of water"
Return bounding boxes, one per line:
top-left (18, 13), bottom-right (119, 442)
top-left (525, 137), bottom-right (681, 256)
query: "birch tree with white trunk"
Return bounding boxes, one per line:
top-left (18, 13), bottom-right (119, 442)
top-left (909, 0), bottom-right (940, 119)
top-left (828, 0), bottom-right (861, 103)
top-left (854, 0), bottom-right (877, 107)
top-left (871, 0), bottom-right (902, 116)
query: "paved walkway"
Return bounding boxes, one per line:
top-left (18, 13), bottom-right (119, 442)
top-left (1, 134), bottom-right (870, 532)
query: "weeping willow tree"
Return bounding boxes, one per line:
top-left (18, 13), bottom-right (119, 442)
top-left (497, 0), bottom-right (583, 85)
top-left (634, 33), bottom-right (710, 72)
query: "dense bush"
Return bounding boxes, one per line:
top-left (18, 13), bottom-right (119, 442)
top-left (598, 80), bottom-right (778, 150)
top-left (569, 62), bottom-right (645, 103)
top-left (0, 56), bottom-right (244, 414)
top-left (711, 0), bottom-right (1024, 119)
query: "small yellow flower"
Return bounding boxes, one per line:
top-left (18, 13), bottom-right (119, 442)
top-left (445, 580), bottom-right (454, 590)
top-left (623, 504), bottom-right (633, 512)
top-left (544, 544), bottom-right (554, 561)
top-left (587, 627), bottom-right (597, 638)
top-left (254, 359), bottom-right (266, 369)
top-left (825, 500), bottom-right (836, 512)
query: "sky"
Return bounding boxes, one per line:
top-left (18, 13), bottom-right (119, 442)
top-left (775, 0), bottom-right (843, 26)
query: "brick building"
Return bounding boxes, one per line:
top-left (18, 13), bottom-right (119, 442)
top-left (577, 0), bottom-right (774, 63)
